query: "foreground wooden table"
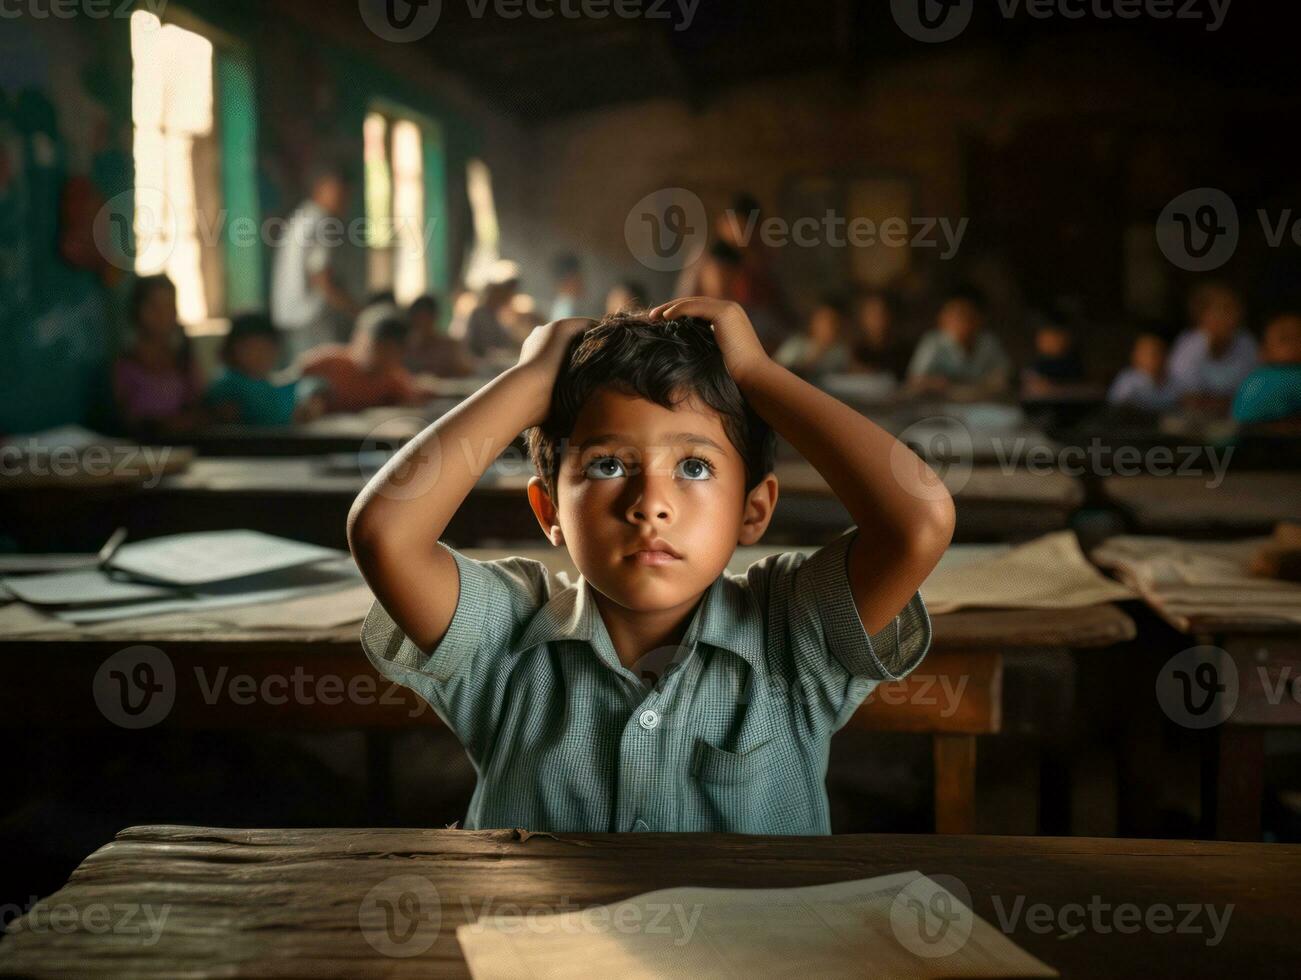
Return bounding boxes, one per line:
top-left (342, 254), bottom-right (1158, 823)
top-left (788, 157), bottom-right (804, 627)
top-left (0, 827), bottom-right (1294, 978)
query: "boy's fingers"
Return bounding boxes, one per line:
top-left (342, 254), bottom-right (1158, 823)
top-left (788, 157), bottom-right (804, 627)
top-left (655, 299), bottom-right (716, 323)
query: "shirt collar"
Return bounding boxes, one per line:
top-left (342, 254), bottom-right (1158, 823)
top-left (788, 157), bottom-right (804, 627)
top-left (510, 569), bottom-right (765, 673)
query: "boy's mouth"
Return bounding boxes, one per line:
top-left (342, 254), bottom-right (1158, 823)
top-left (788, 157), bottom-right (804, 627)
top-left (624, 538), bottom-right (682, 566)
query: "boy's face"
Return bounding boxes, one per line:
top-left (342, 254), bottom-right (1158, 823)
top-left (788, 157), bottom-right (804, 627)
top-left (1036, 326), bottom-right (1071, 358)
top-left (1133, 335), bottom-right (1167, 376)
top-left (528, 388), bottom-right (777, 616)
top-left (1263, 315), bottom-right (1301, 364)
top-left (939, 299), bottom-right (982, 346)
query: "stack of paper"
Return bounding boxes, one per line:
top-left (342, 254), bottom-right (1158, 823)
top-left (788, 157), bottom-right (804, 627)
top-left (0, 530), bottom-right (362, 625)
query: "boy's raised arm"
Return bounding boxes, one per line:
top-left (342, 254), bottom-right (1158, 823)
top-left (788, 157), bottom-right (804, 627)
top-left (650, 298), bottom-right (956, 636)
top-left (347, 318), bottom-right (592, 651)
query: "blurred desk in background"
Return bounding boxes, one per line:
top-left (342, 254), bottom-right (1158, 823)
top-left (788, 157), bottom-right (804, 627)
top-left (1101, 473), bottom-right (1301, 537)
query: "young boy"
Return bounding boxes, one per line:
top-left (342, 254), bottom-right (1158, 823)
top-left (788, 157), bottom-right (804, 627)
top-left (301, 319), bottom-right (431, 413)
top-left (906, 286), bottom-right (1012, 399)
top-left (348, 298), bottom-right (955, 834)
top-left (206, 314), bottom-right (325, 426)
top-left (1232, 313), bottom-right (1301, 425)
top-left (1107, 332), bottom-right (1176, 413)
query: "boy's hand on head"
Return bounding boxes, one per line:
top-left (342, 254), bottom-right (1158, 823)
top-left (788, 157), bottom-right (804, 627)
top-left (649, 298), bottom-right (770, 386)
top-left (515, 317), bottom-right (595, 423)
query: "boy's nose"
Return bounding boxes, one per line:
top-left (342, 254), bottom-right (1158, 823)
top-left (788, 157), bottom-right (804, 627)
top-left (624, 471), bottom-right (674, 524)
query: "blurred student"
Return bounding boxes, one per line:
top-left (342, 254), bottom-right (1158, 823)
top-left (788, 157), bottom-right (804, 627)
top-left (114, 274), bottom-right (205, 436)
top-left (348, 291), bottom-right (400, 362)
top-left (451, 260), bottom-right (524, 361)
top-left (1022, 314), bottom-right (1086, 397)
top-left (1232, 313), bottom-right (1301, 425)
top-left (405, 295), bottom-right (476, 378)
top-left (847, 288), bottom-right (910, 379)
top-left (605, 280), bottom-right (648, 315)
top-left (906, 286), bottom-right (1012, 397)
top-left (302, 319), bottom-right (431, 413)
top-left (1107, 333), bottom-right (1176, 412)
top-left (206, 314), bottom-right (325, 426)
top-left (549, 253), bottom-right (585, 321)
top-left (1168, 283), bottom-right (1258, 410)
top-left (774, 294), bottom-right (852, 377)
top-left (271, 162), bottom-right (360, 362)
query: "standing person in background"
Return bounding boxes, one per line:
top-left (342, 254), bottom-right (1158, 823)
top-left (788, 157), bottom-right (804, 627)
top-left (113, 274), bottom-right (206, 437)
top-left (677, 193), bottom-right (793, 354)
top-left (605, 280), bottom-right (649, 314)
top-left (906, 286), bottom-right (1012, 399)
top-left (451, 260), bottom-right (526, 363)
top-left (271, 162), bottom-right (361, 363)
top-left (405, 295), bottom-right (476, 378)
top-left (1168, 282), bottom-right (1258, 413)
top-left (549, 253), bottom-right (585, 321)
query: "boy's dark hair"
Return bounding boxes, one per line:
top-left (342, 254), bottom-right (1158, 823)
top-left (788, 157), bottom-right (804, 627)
top-left (408, 294), bottom-right (440, 319)
top-left (526, 313), bottom-right (776, 502)
top-left (222, 312), bottom-right (279, 363)
top-left (373, 317), bottom-right (410, 347)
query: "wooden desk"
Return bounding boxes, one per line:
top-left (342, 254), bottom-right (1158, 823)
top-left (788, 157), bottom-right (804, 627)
top-left (0, 826), bottom-right (1294, 978)
top-left (175, 405), bottom-right (443, 457)
top-left (1102, 473), bottom-right (1301, 537)
top-left (0, 457), bottom-right (1085, 552)
top-left (0, 593), bottom-right (1134, 835)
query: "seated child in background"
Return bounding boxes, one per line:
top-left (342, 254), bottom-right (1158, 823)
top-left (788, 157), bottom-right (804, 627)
top-left (114, 274), bottom-right (206, 436)
top-left (847, 288), bottom-right (910, 380)
top-left (1022, 315), bottom-right (1086, 398)
top-left (1233, 313), bottom-right (1301, 426)
top-left (1107, 333), bottom-right (1176, 412)
top-left (774, 293), bottom-right (852, 377)
top-left (348, 298), bottom-right (953, 834)
top-left (301, 319), bottom-right (431, 413)
top-left (405, 295), bottom-right (477, 378)
top-left (206, 314), bottom-right (325, 426)
top-left (1168, 282), bottom-right (1258, 413)
top-left (347, 291), bottom-right (401, 362)
top-left (906, 286), bottom-right (1012, 398)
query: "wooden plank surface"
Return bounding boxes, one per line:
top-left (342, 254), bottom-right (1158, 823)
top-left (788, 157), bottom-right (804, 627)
top-left (1103, 473), bottom-right (1301, 536)
top-left (0, 826), bottom-right (1295, 979)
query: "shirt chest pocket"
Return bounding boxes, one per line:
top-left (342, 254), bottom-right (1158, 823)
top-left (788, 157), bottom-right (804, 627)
top-left (688, 737), bottom-right (815, 835)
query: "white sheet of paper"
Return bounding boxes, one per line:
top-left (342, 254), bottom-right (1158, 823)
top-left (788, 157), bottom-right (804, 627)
top-left (56, 559), bottom-right (362, 624)
top-left (0, 569), bottom-right (177, 606)
top-left (457, 871), bottom-right (1057, 980)
top-left (107, 530), bottom-right (344, 585)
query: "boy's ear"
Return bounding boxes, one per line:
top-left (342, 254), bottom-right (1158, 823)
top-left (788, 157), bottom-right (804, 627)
top-left (527, 476), bottom-right (565, 547)
top-left (737, 471), bottom-right (778, 547)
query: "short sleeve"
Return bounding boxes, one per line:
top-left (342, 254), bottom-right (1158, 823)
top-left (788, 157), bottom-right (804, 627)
top-left (360, 544), bottom-right (556, 753)
top-left (748, 528), bottom-right (932, 720)
top-left (906, 333), bottom-right (939, 379)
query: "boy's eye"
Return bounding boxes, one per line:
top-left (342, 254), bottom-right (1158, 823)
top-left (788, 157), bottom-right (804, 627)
top-left (675, 457), bottom-right (714, 481)
top-left (585, 456), bottom-right (627, 480)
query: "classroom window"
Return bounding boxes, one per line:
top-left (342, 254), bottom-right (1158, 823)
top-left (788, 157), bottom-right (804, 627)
top-left (463, 157), bottom-right (501, 291)
top-left (130, 10), bottom-right (222, 328)
top-left (364, 109), bottom-right (428, 306)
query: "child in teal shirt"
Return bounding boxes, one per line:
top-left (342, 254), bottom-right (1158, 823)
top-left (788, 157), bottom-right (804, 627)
top-left (206, 314), bottom-right (324, 426)
top-left (1233, 313), bottom-right (1301, 425)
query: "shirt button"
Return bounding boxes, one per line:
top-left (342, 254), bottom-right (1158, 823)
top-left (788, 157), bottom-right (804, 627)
top-left (638, 709), bottom-right (660, 731)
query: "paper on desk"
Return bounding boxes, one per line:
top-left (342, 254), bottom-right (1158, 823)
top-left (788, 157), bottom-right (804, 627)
top-left (0, 568), bottom-right (177, 606)
top-left (107, 530), bottom-right (343, 585)
top-left (456, 871), bottom-right (1057, 980)
top-left (55, 558), bottom-right (363, 624)
top-left (921, 531), bottom-right (1133, 614)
